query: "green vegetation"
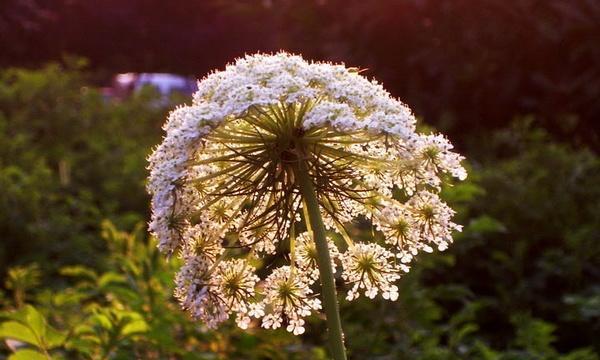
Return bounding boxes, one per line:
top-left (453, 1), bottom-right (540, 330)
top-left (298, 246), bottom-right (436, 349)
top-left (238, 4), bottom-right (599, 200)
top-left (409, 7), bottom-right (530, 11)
top-left (0, 65), bottom-right (598, 359)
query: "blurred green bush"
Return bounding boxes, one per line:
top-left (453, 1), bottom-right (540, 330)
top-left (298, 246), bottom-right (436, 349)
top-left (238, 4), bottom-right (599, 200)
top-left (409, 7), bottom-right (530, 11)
top-left (0, 62), bottom-right (165, 271)
top-left (0, 66), bottom-right (598, 359)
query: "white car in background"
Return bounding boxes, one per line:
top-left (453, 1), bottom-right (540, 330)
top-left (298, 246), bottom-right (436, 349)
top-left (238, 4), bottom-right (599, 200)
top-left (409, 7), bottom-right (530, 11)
top-left (103, 73), bottom-right (197, 102)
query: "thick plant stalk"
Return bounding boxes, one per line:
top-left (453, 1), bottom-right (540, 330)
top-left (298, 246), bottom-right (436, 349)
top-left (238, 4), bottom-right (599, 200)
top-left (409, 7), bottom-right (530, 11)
top-left (295, 159), bottom-right (348, 360)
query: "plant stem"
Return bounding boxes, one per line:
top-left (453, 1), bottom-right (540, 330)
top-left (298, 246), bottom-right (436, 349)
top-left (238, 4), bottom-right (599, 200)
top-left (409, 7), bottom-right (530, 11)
top-left (295, 159), bottom-right (347, 360)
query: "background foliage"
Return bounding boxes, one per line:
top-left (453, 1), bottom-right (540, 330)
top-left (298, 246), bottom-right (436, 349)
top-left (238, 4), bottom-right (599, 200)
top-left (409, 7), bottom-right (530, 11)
top-left (2, 0), bottom-right (598, 148)
top-left (0, 1), bottom-right (599, 359)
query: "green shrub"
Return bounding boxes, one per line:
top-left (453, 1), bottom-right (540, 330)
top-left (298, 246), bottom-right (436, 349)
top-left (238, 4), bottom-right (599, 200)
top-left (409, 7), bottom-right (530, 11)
top-left (0, 63), bottom-right (165, 272)
top-left (0, 65), bottom-right (597, 358)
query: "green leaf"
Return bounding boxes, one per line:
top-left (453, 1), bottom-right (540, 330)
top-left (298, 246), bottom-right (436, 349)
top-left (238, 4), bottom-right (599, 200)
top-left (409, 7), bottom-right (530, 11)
top-left (121, 318), bottom-right (149, 336)
top-left (59, 266), bottom-right (97, 281)
top-left (72, 323), bottom-right (95, 336)
top-left (473, 340), bottom-right (501, 360)
top-left (97, 272), bottom-right (126, 288)
top-left (0, 305), bottom-right (65, 350)
top-left (46, 325), bottom-right (66, 348)
top-left (23, 305), bottom-right (46, 340)
top-left (51, 290), bottom-right (89, 306)
top-left (90, 313), bottom-right (113, 330)
top-left (450, 323), bottom-right (479, 345)
top-left (118, 311), bottom-right (148, 336)
top-left (443, 181), bottom-right (485, 202)
top-left (466, 215), bottom-right (507, 234)
top-left (8, 349), bottom-right (47, 360)
top-left (561, 348), bottom-right (600, 360)
top-left (512, 314), bottom-right (557, 355)
top-left (0, 321), bottom-right (40, 346)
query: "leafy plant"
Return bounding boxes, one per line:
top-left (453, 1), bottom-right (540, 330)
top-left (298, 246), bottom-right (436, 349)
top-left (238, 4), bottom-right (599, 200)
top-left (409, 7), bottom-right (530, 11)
top-left (0, 305), bottom-right (65, 359)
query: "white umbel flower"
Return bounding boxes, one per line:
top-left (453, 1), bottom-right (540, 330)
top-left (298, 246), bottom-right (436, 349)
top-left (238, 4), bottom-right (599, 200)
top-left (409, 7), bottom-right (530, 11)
top-left (147, 52), bottom-right (466, 334)
top-left (294, 231), bottom-right (340, 281)
top-left (341, 243), bottom-right (401, 301)
top-left (260, 266), bottom-right (322, 335)
top-left (174, 257), bottom-right (260, 329)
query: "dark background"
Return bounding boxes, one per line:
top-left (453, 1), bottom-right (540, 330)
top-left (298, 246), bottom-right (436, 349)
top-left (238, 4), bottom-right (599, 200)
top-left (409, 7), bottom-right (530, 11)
top-left (2, 0), bottom-right (599, 148)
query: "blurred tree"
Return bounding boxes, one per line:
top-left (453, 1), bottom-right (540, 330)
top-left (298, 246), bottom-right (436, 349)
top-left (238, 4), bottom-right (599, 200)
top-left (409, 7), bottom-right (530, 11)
top-left (4, 0), bottom-right (597, 148)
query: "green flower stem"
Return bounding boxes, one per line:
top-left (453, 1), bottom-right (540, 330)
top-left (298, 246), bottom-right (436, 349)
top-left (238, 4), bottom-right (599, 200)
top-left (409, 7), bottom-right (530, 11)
top-left (295, 159), bottom-right (347, 360)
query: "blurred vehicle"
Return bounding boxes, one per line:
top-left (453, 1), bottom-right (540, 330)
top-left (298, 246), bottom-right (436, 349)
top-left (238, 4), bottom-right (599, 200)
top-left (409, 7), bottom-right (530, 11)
top-left (101, 72), bottom-right (197, 101)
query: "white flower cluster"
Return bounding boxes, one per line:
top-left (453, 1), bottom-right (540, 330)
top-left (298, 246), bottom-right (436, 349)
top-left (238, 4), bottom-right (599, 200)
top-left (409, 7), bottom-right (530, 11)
top-left (147, 52), bottom-right (466, 334)
top-left (261, 266), bottom-right (322, 335)
top-left (174, 257), bottom-right (260, 329)
top-left (341, 243), bottom-right (401, 301)
top-left (294, 231), bottom-right (340, 281)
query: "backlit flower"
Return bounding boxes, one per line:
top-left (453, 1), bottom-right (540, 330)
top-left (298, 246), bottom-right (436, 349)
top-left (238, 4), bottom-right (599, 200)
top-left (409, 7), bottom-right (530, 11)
top-left (148, 52), bottom-right (466, 334)
top-left (341, 243), bottom-right (401, 301)
top-left (174, 257), bottom-right (260, 329)
top-left (260, 266), bottom-right (322, 335)
top-left (294, 231), bottom-right (340, 281)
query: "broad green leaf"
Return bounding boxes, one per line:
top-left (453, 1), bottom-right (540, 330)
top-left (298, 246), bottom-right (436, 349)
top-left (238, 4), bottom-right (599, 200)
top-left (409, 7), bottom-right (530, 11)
top-left (23, 305), bottom-right (46, 340)
top-left (72, 323), bottom-right (94, 335)
top-left (65, 337), bottom-right (95, 357)
top-left (0, 321), bottom-right (39, 346)
top-left (121, 318), bottom-right (149, 336)
top-left (8, 349), bottom-right (47, 360)
top-left (90, 313), bottom-right (113, 330)
top-left (115, 310), bottom-right (147, 335)
top-left (45, 325), bottom-right (67, 348)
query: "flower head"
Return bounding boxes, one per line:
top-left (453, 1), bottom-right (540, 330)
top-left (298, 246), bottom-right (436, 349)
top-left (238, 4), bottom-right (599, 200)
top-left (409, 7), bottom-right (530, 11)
top-left (260, 266), bottom-right (322, 335)
top-left (174, 257), bottom-right (260, 329)
top-left (294, 231), bottom-right (340, 281)
top-left (148, 52), bottom-right (466, 334)
top-left (341, 243), bottom-right (402, 301)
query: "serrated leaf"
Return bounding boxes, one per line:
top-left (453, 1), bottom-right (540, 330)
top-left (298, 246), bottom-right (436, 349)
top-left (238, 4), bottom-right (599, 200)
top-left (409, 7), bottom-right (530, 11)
top-left (8, 349), bottom-right (47, 360)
